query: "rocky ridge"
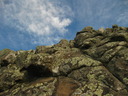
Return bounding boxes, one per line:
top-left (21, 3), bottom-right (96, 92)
top-left (0, 25), bottom-right (128, 96)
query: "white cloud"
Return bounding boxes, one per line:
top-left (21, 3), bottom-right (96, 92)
top-left (116, 11), bottom-right (128, 25)
top-left (69, 0), bottom-right (128, 29)
top-left (1, 0), bottom-right (72, 45)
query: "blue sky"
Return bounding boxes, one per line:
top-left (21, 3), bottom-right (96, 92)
top-left (0, 0), bottom-right (128, 50)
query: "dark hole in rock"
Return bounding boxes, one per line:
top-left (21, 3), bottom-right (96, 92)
top-left (0, 85), bottom-right (14, 93)
top-left (1, 60), bottom-right (9, 67)
top-left (15, 79), bottom-right (24, 83)
top-left (81, 44), bottom-right (91, 49)
top-left (95, 33), bottom-right (103, 36)
top-left (20, 64), bottom-right (53, 82)
top-left (0, 89), bottom-right (4, 92)
top-left (93, 95), bottom-right (98, 96)
top-left (76, 31), bottom-right (86, 35)
top-left (110, 36), bottom-right (126, 42)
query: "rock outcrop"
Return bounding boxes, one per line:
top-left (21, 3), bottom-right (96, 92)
top-left (0, 25), bottom-right (128, 96)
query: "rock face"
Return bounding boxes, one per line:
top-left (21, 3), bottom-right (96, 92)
top-left (0, 25), bottom-right (128, 96)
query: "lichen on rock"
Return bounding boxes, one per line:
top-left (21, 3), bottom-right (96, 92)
top-left (0, 25), bottom-right (128, 96)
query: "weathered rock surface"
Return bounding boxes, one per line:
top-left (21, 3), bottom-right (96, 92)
top-left (0, 25), bottom-right (128, 96)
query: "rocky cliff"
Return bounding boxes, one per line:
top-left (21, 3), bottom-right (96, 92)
top-left (0, 25), bottom-right (128, 96)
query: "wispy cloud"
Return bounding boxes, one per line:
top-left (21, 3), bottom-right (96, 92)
top-left (69, 0), bottom-right (128, 29)
top-left (1, 0), bottom-right (72, 45)
top-left (117, 11), bottom-right (128, 25)
top-left (1, 0), bottom-right (128, 50)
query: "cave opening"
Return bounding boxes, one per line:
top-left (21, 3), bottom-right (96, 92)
top-left (20, 64), bottom-right (53, 82)
top-left (110, 36), bottom-right (126, 42)
top-left (81, 44), bottom-right (91, 49)
top-left (0, 89), bottom-right (4, 93)
top-left (0, 60), bottom-right (9, 67)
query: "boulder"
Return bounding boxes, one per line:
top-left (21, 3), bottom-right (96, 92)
top-left (0, 25), bottom-right (128, 96)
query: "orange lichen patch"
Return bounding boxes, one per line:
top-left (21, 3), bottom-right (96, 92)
top-left (30, 77), bottom-right (55, 86)
top-left (55, 77), bottom-right (79, 96)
